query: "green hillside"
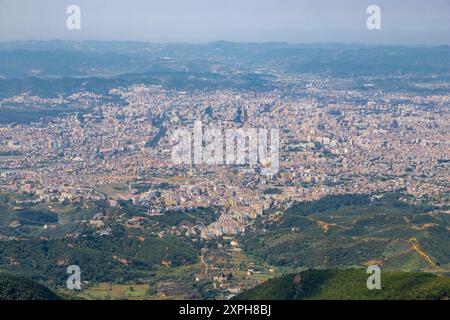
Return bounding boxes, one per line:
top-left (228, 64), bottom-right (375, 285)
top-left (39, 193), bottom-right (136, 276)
top-left (240, 192), bottom-right (450, 271)
top-left (235, 269), bottom-right (450, 300)
top-left (0, 273), bottom-right (60, 300)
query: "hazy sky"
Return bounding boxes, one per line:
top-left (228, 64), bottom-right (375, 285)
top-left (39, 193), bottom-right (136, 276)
top-left (1, 0), bottom-right (449, 44)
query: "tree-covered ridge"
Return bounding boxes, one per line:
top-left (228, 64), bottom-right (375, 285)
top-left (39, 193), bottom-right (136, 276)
top-left (235, 269), bottom-right (450, 300)
top-left (240, 192), bottom-right (449, 271)
top-left (0, 233), bottom-right (199, 286)
top-left (0, 273), bottom-right (60, 300)
top-left (0, 197), bottom-right (218, 286)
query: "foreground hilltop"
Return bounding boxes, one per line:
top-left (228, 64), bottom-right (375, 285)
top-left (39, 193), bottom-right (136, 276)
top-left (235, 269), bottom-right (450, 300)
top-left (0, 273), bottom-right (60, 300)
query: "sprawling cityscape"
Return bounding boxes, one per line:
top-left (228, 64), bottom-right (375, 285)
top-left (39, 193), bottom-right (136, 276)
top-left (1, 83), bottom-right (449, 239)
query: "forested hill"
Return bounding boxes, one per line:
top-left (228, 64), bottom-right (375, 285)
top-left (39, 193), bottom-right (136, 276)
top-left (0, 273), bottom-right (60, 300)
top-left (235, 269), bottom-right (450, 300)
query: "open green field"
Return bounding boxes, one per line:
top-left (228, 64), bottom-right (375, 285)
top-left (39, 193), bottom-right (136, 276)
top-left (64, 283), bottom-right (150, 300)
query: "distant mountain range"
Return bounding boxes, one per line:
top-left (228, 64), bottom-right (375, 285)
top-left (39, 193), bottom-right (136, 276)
top-left (0, 41), bottom-right (449, 97)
